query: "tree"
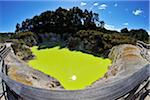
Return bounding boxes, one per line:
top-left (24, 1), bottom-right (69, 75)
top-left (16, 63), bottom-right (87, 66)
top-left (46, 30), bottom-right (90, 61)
top-left (130, 29), bottom-right (149, 42)
top-left (121, 28), bottom-right (129, 34)
top-left (21, 21), bottom-right (26, 32)
top-left (100, 21), bottom-right (105, 28)
top-left (93, 13), bottom-right (99, 22)
top-left (15, 23), bottom-right (20, 32)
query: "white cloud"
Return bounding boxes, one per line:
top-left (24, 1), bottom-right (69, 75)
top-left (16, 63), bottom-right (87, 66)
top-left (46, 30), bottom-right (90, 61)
top-left (123, 23), bottom-right (129, 26)
top-left (80, 2), bottom-right (87, 6)
top-left (132, 9), bottom-right (142, 16)
top-left (114, 3), bottom-right (118, 7)
top-left (99, 4), bottom-right (107, 10)
top-left (105, 24), bottom-right (121, 32)
top-left (90, 2), bottom-right (98, 10)
top-left (93, 2), bottom-right (98, 6)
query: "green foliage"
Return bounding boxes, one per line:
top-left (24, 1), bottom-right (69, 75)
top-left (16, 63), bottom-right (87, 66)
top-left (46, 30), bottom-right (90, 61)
top-left (0, 32), bottom-right (15, 43)
top-left (11, 39), bottom-right (33, 60)
top-left (72, 30), bottom-right (136, 57)
top-left (14, 31), bottom-right (37, 47)
top-left (120, 28), bottom-right (129, 33)
top-left (129, 29), bottom-right (149, 42)
top-left (120, 28), bottom-right (149, 42)
top-left (15, 23), bottom-right (20, 32)
top-left (15, 7), bottom-right (99, 34)
top-left (16, 31), bottom-right (34, 38)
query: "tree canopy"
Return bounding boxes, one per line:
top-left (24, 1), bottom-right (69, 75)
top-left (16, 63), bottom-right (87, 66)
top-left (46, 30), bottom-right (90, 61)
top-left (15, 7), bottom-right (101, 34)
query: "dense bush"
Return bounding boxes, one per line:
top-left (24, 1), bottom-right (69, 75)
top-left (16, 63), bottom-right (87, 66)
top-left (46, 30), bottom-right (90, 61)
top-left (14, 31), bottom-right (37, 47)
top-left (69, 30), bottom-right (136, 57)
top-left (120, 28), bottom-right (149, 43)
top-left (11, 39), bottom-right (33, 60)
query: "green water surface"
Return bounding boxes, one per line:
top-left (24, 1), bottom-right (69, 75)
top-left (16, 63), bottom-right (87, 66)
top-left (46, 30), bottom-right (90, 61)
top-left (28, 46), bottom-right (111, 90)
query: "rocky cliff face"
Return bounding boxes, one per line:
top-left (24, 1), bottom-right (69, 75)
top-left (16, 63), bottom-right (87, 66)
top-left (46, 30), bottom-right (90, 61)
top-left (105, 44), bottom-right (149, 78)
top-left (90, 42), bottom-right (150, 87)
top-left (5, 52), bottom-right (63, 90)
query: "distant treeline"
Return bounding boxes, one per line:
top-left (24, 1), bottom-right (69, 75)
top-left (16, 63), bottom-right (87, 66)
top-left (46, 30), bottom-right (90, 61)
top-left (0, 7), bottom-right (149, 59)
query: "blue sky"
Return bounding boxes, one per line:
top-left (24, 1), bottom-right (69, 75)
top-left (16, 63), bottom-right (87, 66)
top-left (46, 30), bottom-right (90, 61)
top-left (0, 0), bottom-right (149, 34)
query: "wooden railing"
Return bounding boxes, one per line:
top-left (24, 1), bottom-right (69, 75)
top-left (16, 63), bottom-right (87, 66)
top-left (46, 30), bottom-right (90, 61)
top-left (0, 43), bottom-right (149, 100)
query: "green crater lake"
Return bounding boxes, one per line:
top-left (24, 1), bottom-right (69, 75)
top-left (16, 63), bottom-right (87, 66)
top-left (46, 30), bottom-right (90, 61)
top-left (28, 46), bottom-right (111, 90)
